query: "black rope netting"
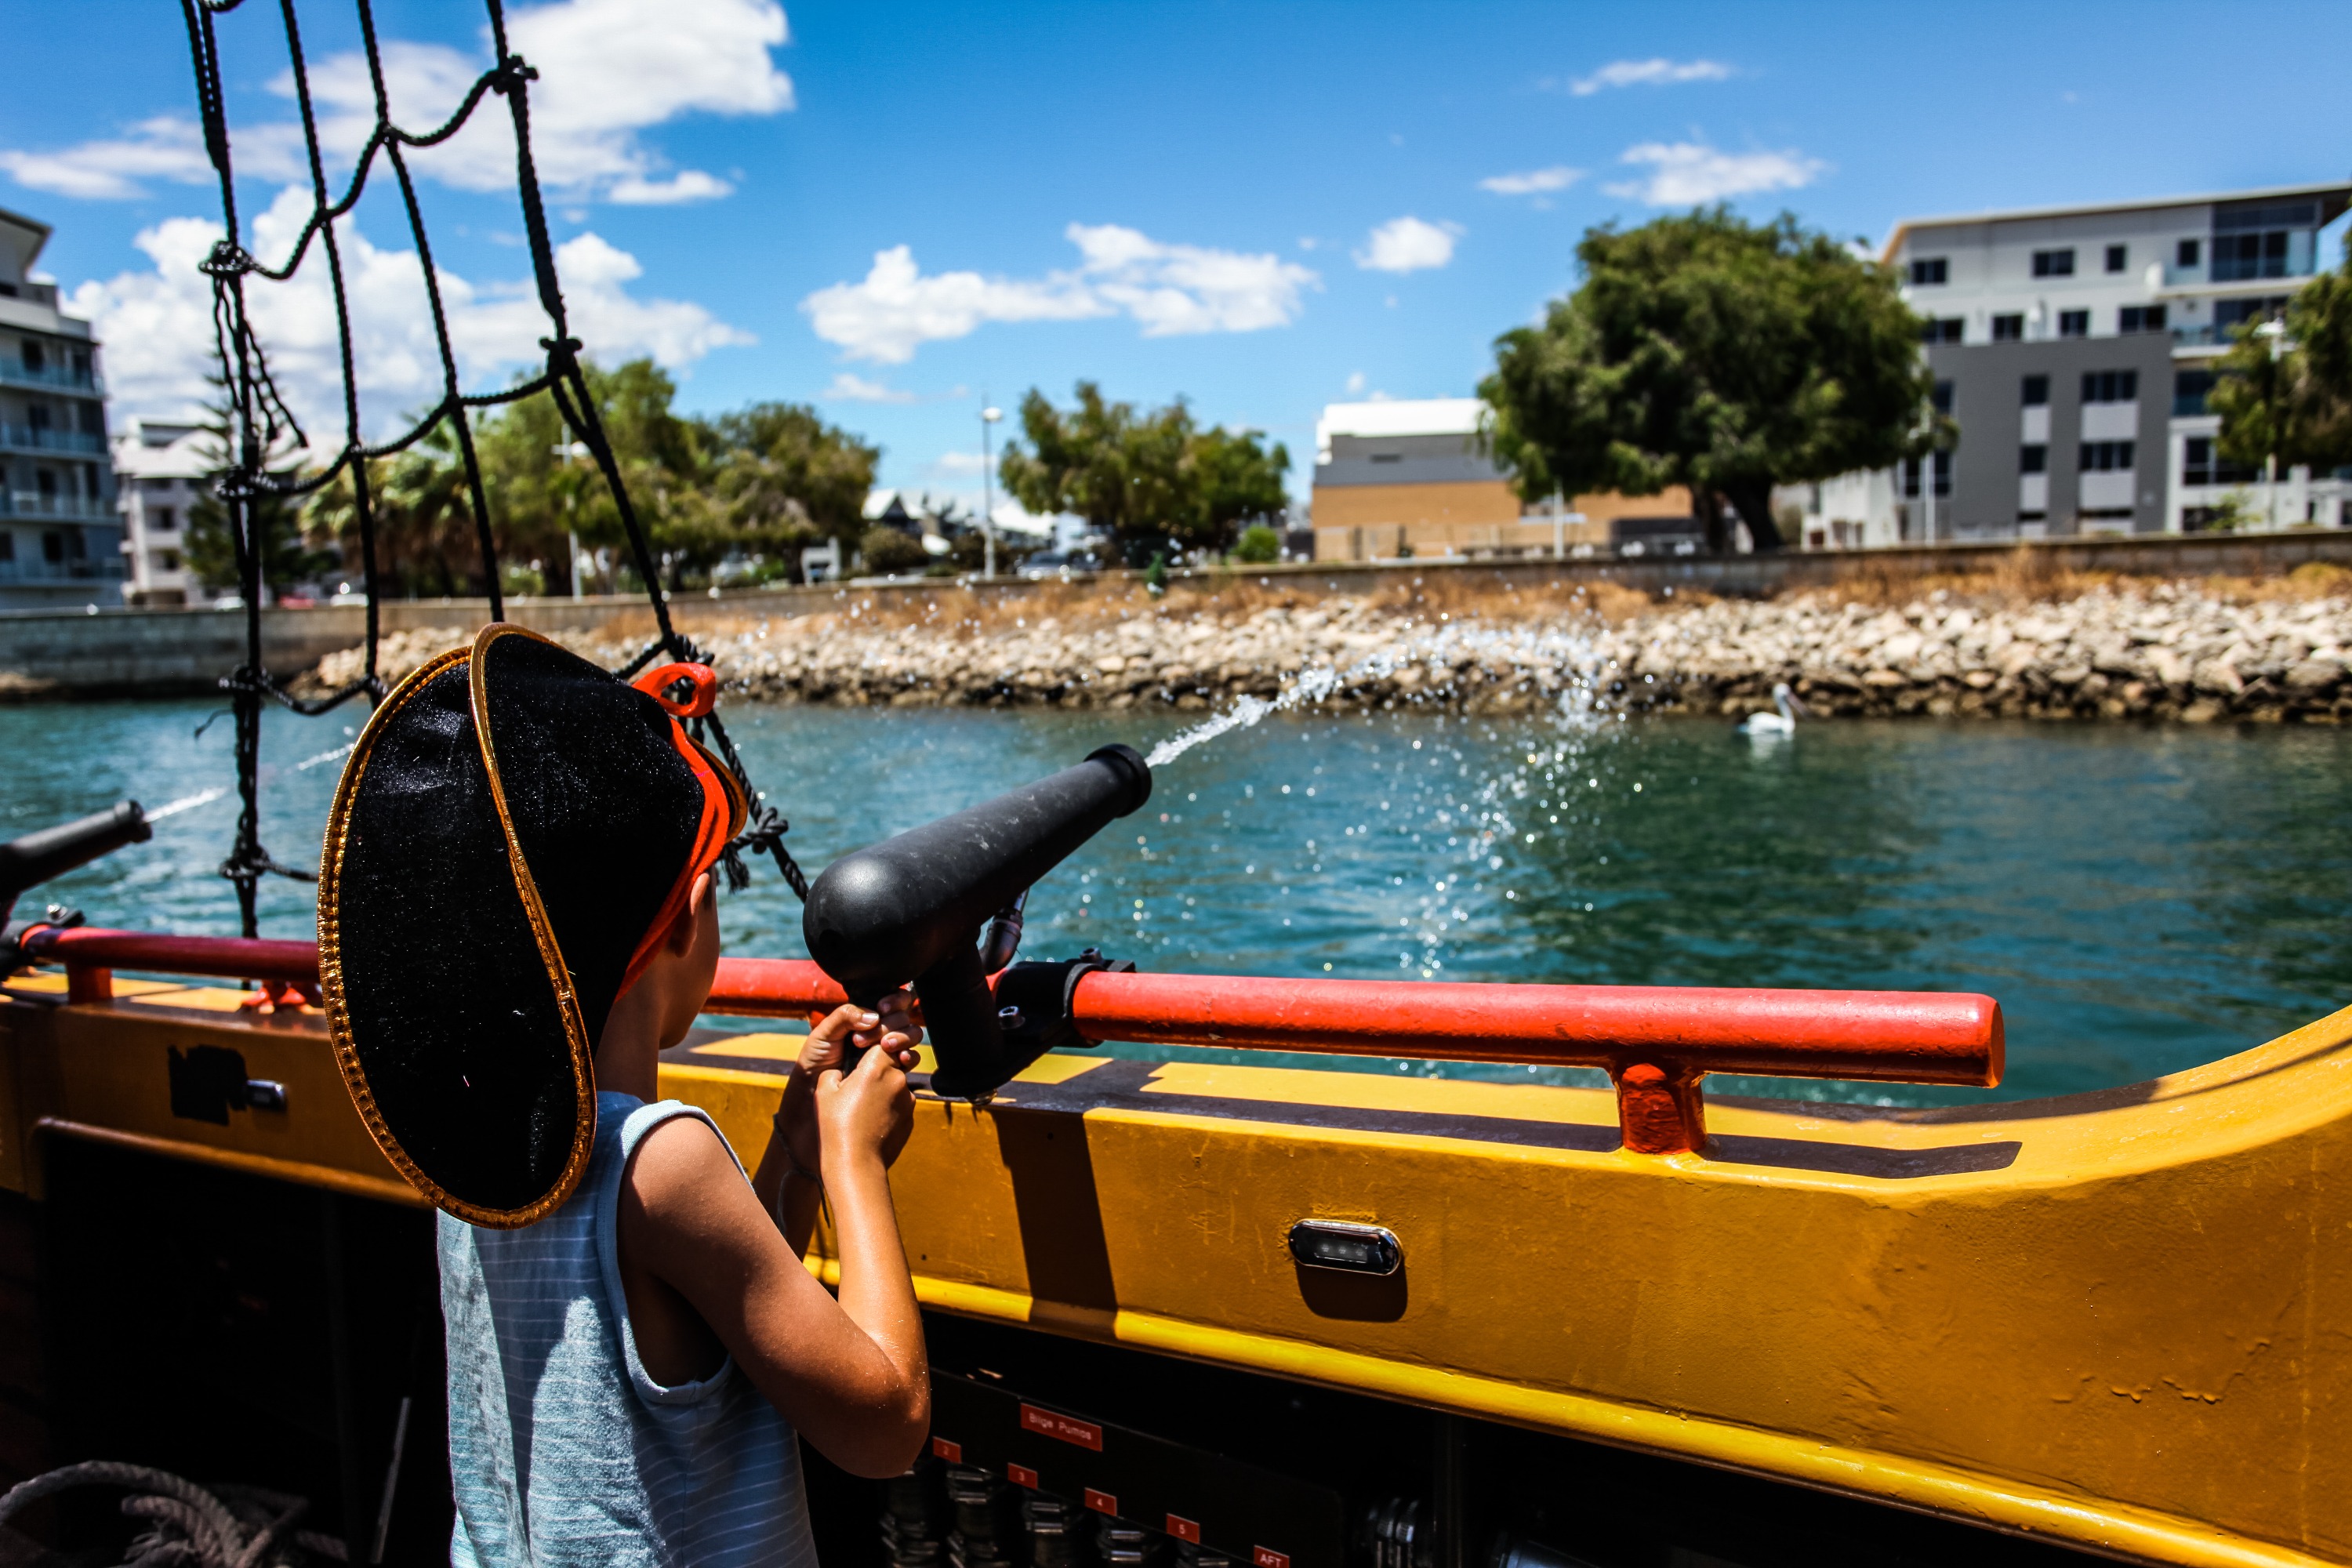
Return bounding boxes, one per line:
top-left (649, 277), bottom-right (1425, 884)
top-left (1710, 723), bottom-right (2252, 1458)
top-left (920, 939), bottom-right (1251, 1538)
top-left (177, 0), bottom-right (806, 936)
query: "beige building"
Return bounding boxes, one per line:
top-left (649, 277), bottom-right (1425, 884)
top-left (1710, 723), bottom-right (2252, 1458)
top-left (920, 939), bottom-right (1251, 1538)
top-left (1308, 399), bottom-right (1693, 561)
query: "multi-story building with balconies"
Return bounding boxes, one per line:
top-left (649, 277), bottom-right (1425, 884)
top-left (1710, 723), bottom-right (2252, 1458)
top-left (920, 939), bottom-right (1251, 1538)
top-left (1784, 182), bottom-right (2352, 549)
top-left (113, 419), bottom-right (205, 606)
top-left (0, 205), bottom-right (120, 608)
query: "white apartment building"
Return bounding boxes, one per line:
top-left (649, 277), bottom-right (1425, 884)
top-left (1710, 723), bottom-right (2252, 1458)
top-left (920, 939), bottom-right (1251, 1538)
top-left (113, 419), bottom-right (205, 605)
top-left (1784, 181), bottom-right (2352, 549)
top-left (0, 206), bottom-right (120, 608)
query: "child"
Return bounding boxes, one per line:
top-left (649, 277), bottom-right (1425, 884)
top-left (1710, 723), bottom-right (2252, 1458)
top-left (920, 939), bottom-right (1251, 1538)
top-left (319, 625), bottom-right (930, 1566)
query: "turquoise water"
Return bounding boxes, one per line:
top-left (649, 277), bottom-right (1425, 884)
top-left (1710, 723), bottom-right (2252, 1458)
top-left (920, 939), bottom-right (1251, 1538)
top-left (7, 696), bottom-right (2350, 1107)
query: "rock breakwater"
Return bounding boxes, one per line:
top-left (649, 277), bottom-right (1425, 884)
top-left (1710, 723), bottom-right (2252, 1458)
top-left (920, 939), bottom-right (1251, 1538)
top-left (307, 576), bottom-right (2352, 724)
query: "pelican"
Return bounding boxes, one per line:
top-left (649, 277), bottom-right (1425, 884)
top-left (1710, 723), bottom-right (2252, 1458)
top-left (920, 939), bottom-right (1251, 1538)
top-left (1737, 683), bottom-right (1808, 737)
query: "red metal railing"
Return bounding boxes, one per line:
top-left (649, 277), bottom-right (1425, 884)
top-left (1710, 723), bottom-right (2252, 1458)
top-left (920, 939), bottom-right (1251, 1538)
top-left (16, 927), bottom-right (2002, 1154)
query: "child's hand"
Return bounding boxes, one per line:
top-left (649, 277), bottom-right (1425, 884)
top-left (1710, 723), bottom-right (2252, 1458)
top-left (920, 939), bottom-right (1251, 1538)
top-left (814, 1018), bottom-right (917, 1171)
top-left (782, 994), bottom-right (921, 1177)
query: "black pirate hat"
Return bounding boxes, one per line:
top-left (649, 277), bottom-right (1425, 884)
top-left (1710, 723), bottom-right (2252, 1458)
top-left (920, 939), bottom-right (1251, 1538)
top-left (319, 623), bottom-right (747, 1227)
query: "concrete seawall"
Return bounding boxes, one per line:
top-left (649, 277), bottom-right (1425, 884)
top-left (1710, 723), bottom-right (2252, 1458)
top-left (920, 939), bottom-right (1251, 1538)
top-left (5, 530), bottom-right (2350, 699)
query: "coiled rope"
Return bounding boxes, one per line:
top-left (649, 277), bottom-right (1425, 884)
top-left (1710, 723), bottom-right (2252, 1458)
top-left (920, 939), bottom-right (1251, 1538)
top-left (176, 0), bottom-right (807, 934)
top-left (0, 1461), bottom-right (347, 1567)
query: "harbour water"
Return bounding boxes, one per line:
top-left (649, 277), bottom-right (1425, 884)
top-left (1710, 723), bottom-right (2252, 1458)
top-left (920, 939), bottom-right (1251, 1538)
top-left (7, 696), bottom-right (2350, 1107)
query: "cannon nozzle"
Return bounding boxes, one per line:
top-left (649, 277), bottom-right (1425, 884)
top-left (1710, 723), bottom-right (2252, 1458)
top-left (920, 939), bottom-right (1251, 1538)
top-left (802, 745), bottom-right (1150, 1098)
top-left (0, 800), bottom-right (151, 927)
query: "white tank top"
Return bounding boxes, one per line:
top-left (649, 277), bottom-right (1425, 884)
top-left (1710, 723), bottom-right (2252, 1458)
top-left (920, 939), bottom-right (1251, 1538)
top-left (439, 1091), bottom-right (818, 1567)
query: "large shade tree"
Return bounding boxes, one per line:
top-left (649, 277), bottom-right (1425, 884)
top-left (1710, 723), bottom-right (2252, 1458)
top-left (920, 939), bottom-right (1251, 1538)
top-left (1479, 208), bottom-right (1941, 552)
top-left (997, 382), bottom-right (1289, 565)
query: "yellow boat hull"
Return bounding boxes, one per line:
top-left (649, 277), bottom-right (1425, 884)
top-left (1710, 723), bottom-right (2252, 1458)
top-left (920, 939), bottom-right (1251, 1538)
top-left (5, 976), bottom-right (2350, 1566)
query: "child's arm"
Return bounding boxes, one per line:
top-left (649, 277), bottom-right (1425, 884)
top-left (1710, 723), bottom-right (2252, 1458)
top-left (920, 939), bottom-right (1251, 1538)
top-left (619, 1008), bottom-right (929, 1478)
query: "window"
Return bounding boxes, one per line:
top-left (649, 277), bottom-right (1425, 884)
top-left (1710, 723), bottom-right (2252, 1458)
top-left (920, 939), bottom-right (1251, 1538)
top-left (2022, 375), bottom-right (2049, 406)
top-left (1930, 379), bottom-right (1955, 414)
top-left (2033, 249), bottom-right (2076, 278)
top-left (2079, 441), bottom-right (2135, 472)
top-left (0, 283), bottom-right (16, 299)
top-left (2182, 437), bottom-right (2257, 487)
top-left (2174, 370), bottom-right (2214, 416)
top-left (156, 549), bottom-right (182, 572)
top-left (0, 533), bottom-right (12, 561)
top-left (2177, 238), bottom-right (2201, 268)
top-left (2058, 310), bottom-right (2089, 338)
top-left (1367, 452), bottom-right (1403, 464)
top-left (2215, 296), bottom-right (2289, 333)
top-left (2118, 305), bottom-right (2168, 334)
top-left (2214, 230), bottom-right (2291, 281)
top-left (2020, 444), bottom-right (2048, 474)
top-left (21, 341), bottom-right (45, 372)
top-left (1991, 313), bottom-right (2024, 342)
top-left (2105, 244), bottom-right (2128, 273)
top-left (154, 506), bottom-right (176, 532)
top-left (1902, 454), bottom-right (1952, 498)
top-left (2082, 370), bottom-right (2138, 403)
top-left (2212, 200), bottom-right (2317, 281)
top-left (1909, 257), bottom-right (1948, 285)
top-left (1919, 318), bottom-right (1964, 344)
top-left (41, 531), bottom-right (64, 563)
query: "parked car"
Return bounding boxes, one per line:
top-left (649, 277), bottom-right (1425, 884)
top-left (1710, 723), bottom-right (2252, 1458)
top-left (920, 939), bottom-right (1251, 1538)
top-left (1018, 550), bottom-right (1105, 580)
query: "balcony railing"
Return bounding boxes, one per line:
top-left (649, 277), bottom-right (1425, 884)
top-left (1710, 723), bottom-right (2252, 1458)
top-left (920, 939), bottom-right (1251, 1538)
top-left (0, 360), bottom-right (102, 394)
top-left (0, 557), bottom-right (125, 584)
top-left (0, 423), bottom-right (107, 456)
top-left (2, 491), bottom-right (116, 521)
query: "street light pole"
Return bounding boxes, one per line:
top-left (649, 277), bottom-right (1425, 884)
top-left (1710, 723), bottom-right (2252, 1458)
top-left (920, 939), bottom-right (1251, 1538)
top-left (2256, 318), bottom-right (2287, 533)
top-left (981, 400), bottom-right (1004, 580)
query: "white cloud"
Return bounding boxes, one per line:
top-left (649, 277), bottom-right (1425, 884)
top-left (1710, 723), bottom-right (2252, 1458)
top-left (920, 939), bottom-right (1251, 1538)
top-left (6, 0), bottom-right (789, 205)
top-left (1355, 216), bottom-right (1460, 274)
top-left (1604, 142), bottom-right (1825, 205)
top-left (823, 372), bottom-right (916, 404)
top-left (69, 187), bottom-right (749, 434)
top-left (804, 224), bottom-right (1319, 365)
top-left (1345, 371), bottom-right (1366, 394)
top-left (1564, 58), bottom-right (1733, 96)
top-left (0, 118), bottom-right (214, 200)
top-left (929, 451), bottom-right (992, 477)
top-left (1479, 165), bottom-right (1583, 198)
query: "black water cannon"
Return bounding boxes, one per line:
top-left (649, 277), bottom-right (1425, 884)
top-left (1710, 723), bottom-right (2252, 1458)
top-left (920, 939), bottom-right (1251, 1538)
top-left (803, 745), bottom-right (1151, 1099)
top-left (1, 800), bottom-right (151, 963)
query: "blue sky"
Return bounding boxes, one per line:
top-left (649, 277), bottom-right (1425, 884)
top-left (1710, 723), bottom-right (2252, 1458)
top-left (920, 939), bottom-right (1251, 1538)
top-left (5, 0), bottom-right (2348, 506)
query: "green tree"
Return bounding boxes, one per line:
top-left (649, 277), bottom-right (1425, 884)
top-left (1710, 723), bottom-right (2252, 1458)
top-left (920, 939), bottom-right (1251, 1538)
top-left (2213, 235), bottom-right (2352, 481)
top-left (185, 384), bottom-right (333, 596)
top-left (695, 402), bottom-right (880, 581)
top-left (465, 358), bottom-right (707, 591)
top-left (858, 524), bottom-right (929, 575)
top-left (1231, 523), bottom-right (1281, 564)
top-left (1479, 207), bottom-right (1940, 552)
top-left (309, 423), bottom-right (501, 597)
top-left (997, 382), bottom-right (1290, 565)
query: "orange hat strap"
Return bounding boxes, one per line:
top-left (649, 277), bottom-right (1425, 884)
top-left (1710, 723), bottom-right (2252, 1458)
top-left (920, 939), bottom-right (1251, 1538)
top-left (633, 662), bottom-right (718, 718)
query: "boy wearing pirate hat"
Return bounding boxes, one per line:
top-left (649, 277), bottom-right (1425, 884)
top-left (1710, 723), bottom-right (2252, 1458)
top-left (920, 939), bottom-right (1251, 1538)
top-left (321, 623), bottom-right (929, 1565)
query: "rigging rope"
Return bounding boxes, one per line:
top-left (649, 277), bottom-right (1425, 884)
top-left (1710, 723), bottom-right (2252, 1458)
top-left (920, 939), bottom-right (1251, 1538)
top-left (176, 0), bottom-right (806, 935)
